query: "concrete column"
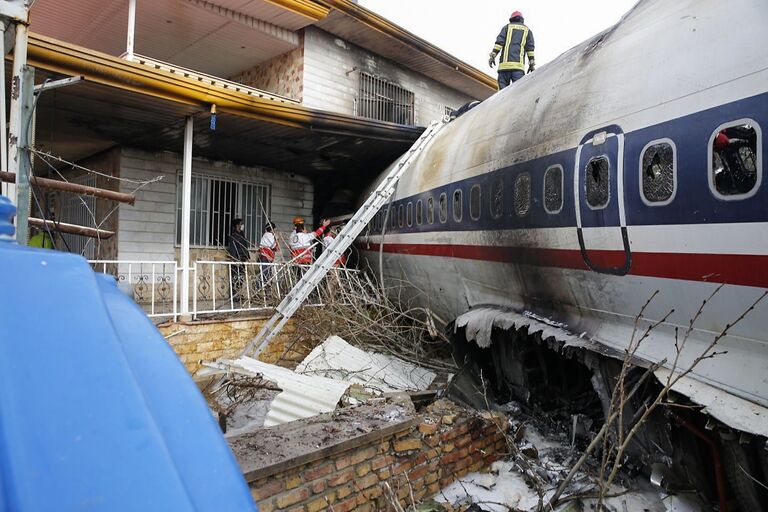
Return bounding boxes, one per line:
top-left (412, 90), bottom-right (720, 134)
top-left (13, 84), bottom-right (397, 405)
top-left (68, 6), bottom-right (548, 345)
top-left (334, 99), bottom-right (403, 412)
top-left (126, 0), bottom-right (136, 60)
top-left (180, 116), bottom-right (193, 317)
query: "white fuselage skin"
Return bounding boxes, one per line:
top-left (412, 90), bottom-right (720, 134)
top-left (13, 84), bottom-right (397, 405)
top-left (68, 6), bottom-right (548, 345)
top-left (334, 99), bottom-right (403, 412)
top-left (359, 0), bottom-right (768, 411)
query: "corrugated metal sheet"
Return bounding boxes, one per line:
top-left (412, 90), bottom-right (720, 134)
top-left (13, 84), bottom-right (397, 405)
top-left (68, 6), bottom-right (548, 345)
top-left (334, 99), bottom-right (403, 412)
top-left (220, 357), bottom-right (350, 426)
top-left (296, 336), bottom-right (436, 392)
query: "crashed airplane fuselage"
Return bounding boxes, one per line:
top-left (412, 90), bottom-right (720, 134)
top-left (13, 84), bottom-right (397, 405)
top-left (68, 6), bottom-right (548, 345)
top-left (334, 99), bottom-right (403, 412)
top-left (360, 0), bottom-right (768, 432)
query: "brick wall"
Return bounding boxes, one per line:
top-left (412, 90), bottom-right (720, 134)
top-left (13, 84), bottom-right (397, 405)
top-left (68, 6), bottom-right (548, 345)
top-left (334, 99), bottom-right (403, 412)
top-left (158, 316), bottom-right (306, 374)
top-left (248, 402), bottom-right (507, 512)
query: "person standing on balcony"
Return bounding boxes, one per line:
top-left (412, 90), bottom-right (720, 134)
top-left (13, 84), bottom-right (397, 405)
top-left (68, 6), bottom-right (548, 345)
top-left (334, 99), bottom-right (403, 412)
top-left (227, 218), bottom-right (250, 301)
top-left (289, 216), bottom-right (330, 266)
top-left (258, 222), bottom-right (278, 264)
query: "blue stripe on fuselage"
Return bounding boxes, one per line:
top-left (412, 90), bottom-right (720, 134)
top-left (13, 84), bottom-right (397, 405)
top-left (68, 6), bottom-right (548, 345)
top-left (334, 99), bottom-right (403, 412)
top-left (373, 92), bottom-right (768, 235)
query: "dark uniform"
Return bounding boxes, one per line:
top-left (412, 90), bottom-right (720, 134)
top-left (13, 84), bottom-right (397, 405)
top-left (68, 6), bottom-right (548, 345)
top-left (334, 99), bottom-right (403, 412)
top-left (490, 18), bottom-right (535, 90)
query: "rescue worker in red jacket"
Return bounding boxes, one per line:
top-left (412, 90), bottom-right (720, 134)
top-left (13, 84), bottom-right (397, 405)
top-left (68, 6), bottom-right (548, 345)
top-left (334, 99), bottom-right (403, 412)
top-left (289, 216), bottom-right (330, 265)
top-left (258, 222), bottom-right (278, 264)
top-left (488, 10), bottom-right (535, 90)
top-left (323, 227), bottom-right (348, 267)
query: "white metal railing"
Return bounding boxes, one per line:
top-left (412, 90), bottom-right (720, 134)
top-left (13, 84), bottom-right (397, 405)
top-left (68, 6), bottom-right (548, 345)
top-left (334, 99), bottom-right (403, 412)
top-left (89, 260), bottom-right (178, 321)
top-left (192, 260), bottom-right (360, 319)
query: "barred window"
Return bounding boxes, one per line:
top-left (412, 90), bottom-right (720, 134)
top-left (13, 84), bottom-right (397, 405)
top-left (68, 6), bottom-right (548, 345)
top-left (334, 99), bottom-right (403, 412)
top-left (544, 165), bottom-right (563, 214)
top-left (641, 141), bottom-right (676, 204)
top-left (358, 72), bottom-right (415, 125)
top-left (176, 174), bottom-right (269, 248)
top-left (490, 178), bottom-right (503, 219)
top-left (470, 184), bottom-right (481, 220)
top-left (585, 157), bottom-right (610, 209)
top-left (514, 173), bottom-right (531, 217)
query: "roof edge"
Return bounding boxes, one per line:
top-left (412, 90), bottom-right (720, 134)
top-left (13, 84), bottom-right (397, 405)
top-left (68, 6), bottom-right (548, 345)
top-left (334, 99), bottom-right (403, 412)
top-left (264, 0), bottom-right (330, 22)
top-left (318, 0), bottom-right (496, 93)
top-left (25, 33), bottom-right (423, 143)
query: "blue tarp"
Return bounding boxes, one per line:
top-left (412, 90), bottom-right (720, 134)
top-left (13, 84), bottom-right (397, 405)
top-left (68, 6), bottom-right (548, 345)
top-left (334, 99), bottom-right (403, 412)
top-left (0, 196), bottom-right (256, 511)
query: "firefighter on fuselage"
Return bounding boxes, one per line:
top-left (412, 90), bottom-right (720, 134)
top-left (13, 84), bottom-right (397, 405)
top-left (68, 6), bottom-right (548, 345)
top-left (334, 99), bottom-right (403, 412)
top-left (488, 10), bottom-right (535, 90)
top-left (289, 216), bottom-right (330, 265)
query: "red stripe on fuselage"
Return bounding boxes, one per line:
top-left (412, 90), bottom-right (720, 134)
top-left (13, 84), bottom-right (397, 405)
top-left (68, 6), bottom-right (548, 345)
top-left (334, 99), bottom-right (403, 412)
top-left (363, 243), bottom-right (768, 288)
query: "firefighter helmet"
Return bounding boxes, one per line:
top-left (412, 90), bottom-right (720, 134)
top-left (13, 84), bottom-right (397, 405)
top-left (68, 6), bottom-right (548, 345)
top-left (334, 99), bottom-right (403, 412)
top-left (293, 216), bottom-right (305, 225)
top-left (510, 10), bottom-right (523, 19)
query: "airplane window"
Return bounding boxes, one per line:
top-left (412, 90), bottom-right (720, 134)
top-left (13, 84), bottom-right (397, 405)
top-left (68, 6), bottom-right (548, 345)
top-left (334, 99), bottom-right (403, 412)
top-left (453, 189), bottom-right (463, 222)
top-left (427, 197), bottom-right (435, 224)
top-left (515, 173), bottom-right (531, 217)
top-left (470, 185), bottom-right (481, 220)
top-left (390, 207), bottom-right (396, 229)
top-left (398, 204), bottom-right (404, 227)
top-left (439, 193), bottom-right (447, 223)
top-left (407, 202), bottom-right (413, 227)
top-left (641, 141), bottom-right (676, 204)
top-left (710, 122), bottom-right (761, 198)
top-left (544, 166), bottom-right (563, 214)
top-left (586, 156), bottom-right (610, 209)
top-left (416, 199), bottom-right (423, 225)
top-left (490, 178), bottom-right (503, 219)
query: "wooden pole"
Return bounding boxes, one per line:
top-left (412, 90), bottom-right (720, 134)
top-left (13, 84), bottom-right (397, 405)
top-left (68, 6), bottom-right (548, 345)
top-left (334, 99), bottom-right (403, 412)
top-left (29, 217), bottom-right (115, 239)
top-left (0, 171), bottom-right (135, 205)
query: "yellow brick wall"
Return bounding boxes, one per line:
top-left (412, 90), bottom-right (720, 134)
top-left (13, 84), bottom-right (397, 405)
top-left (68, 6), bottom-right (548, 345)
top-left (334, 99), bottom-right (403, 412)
top-left (158, 316), bottom-right (305, 374)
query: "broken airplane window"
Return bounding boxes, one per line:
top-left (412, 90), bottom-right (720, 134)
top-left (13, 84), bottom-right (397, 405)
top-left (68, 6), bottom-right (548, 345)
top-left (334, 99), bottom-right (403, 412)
top-left (427, 197), bottom-right (435, 224)
top-left (439, 193), bottom-right (447, 223)
top-left (711, 122), bottom-right (761, 197)
top-left (470, 185), bottom-right (481, 220)
top-left (544, 165), bottom-right (563, 213)
top-left (453, 189), bottom-right (463, 222)
top-left (407, 202), bottom-right (413, 227)
top-left (398, 204), bottom-right (404, 227)
top-left (514, 173), bottom-right (531, 217)
top-left (585, 156), bottom-right (610, 209)
top-left (490, 179), bottom-right (503, 219)
top-left (416, 200), bottom-right (423, 225)
top-left (641, 141), bottom-right (676, 204)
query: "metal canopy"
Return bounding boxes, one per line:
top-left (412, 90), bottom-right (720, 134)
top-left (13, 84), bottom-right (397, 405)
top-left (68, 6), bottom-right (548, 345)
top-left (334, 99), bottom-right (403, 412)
top-left (33, 72), bottom-right (416, 180)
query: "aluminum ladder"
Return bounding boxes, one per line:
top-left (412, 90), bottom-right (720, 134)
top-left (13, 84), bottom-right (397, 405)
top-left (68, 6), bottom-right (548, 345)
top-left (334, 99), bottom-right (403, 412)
top-left (242, 118), bottom-right (448, 358)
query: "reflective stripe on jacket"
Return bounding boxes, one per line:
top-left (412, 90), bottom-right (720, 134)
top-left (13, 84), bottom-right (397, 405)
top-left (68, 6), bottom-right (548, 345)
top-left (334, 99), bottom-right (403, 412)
top-left (492, 23), bottom-right (535, 71)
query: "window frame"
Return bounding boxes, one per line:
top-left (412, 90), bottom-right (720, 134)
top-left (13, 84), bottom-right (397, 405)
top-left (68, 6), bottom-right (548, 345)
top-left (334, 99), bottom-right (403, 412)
top-left (427, 196), bottom-right (435, 224)
top-left (469, 184), bottom-right (482, 221)
top-left (543, 165), bottom-right (564, 214)
top-left (439, 193), bottom-right (448, 223)
top-left (638, 138), bottom-right (677, 207)
top-left (406, 201), bottom-right (413, 227)
top-left (490, 178), bottom-right (503, 219)
top-left (585, 155), bottom-right (611, 211)
top-left (416, 199), bottom-right (423, 225)
top-left (452, 189), bottom-right (463, 223)
top-left (398, 204), bottom-right (404, 228)
top-left (708, 118), bottom-right (763, 201)
top-left (514, 172), bottom-right (532, 217)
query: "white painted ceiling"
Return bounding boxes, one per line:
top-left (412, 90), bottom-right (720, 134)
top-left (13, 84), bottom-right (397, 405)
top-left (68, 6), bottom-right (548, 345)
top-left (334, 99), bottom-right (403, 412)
top-left (29, 0), bottom-right (309, 77)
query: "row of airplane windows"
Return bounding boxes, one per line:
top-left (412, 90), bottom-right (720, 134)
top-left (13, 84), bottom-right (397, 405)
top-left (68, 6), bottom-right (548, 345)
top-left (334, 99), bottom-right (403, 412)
top-left (368, 120), bottom-right (761, 231)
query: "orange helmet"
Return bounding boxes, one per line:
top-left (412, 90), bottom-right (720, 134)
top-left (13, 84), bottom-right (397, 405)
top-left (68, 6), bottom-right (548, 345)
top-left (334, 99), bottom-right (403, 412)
top-left (293, 216), bottom-right (305, 225)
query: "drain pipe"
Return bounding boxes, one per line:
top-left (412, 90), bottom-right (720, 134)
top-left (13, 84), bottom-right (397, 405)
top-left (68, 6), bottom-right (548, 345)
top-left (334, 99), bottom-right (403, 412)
top-left (671, 412), bottom-right (728, 512)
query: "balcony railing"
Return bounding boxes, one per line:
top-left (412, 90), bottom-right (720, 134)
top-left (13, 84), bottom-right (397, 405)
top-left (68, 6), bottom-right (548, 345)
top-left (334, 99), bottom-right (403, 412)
top-left (89, 260), bottom-right (178, 321)
top-left (89, 260), bottom-right (360, 322)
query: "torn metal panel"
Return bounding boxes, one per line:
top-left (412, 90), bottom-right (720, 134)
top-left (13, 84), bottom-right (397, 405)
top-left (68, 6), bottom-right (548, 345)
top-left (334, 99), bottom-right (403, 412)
top-left (455, 307), bottom-right (584, 349)
top-left (213, 357), bottom-right (350, 427)
top-left (296, 335), bottom-right (436, 392)
top-left (655, 368), bottom-right (768, 438)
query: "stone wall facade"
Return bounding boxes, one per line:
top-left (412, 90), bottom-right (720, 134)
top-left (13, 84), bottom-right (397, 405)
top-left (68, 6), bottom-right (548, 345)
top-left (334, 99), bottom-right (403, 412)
top-left (248, 402), bottom-right (507, 512)
top-left (231, 45), bottom-right (304, 101)
top-left (158, 316), bottom-right (306, 374)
